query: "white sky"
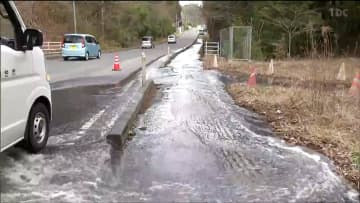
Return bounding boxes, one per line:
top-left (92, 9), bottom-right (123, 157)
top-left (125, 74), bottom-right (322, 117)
top-left (179, 1), bottom-right (202, 7)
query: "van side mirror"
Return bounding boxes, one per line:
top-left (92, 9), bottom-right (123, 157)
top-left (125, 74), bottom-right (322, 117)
top-left (22, 29), bottom-right (43, 50)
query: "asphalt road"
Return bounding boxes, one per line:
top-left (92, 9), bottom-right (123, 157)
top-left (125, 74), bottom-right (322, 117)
top-left (0, 30), bottom-right (199, 202)
top-left (46, 29), bottom-right (197, 85)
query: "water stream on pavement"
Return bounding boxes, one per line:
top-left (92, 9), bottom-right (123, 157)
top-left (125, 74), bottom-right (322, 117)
top-left (0, 43), bottom-right (358, 202)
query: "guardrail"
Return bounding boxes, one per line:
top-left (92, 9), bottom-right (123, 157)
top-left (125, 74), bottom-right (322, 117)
top-left (205, 41), bottom-right (219, 56)
top-left (41, 41), bottom-right (62, 55)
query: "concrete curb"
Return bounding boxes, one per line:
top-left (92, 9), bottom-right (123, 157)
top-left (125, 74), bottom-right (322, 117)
top-left (106, 35), bottom-right (199, 147)
top-left (50, 54), bottom-right (165, 91)
top-left (107, 80), bottom-right (154, 146)
top-left (162, 35), bottom-right (199, 68)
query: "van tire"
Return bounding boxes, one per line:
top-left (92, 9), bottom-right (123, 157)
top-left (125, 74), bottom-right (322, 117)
top-left (63, 57), bottom-right (68, 61)
top-left (97, 51), bottom-right (101, 59)
top-left (24, 103), bottom-right (50, 153)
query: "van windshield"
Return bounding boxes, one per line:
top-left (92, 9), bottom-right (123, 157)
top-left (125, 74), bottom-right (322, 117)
top-left (142, 37), bottom-right (151, 41)
top-left (64, 35), bottom-right (83, 43)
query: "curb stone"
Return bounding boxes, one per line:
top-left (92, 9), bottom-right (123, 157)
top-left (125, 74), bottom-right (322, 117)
top-left (50, 54), bottom-right (164, 91)
top-left (162, 35), bottom-right (199, 68)
top-left (107, 80), bottom-right (154, 147)
top-left (106, 35), bottom-right (199, 147)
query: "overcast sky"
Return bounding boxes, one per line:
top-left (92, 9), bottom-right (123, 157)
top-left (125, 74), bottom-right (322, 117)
top-left (179, 1), bottom-right (202, 7)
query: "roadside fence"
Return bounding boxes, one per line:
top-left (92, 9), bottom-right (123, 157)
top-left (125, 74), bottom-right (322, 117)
top-left (41, 41), bottom-right (62, 56)
top-left (204, 41), bottom-right (219, 56)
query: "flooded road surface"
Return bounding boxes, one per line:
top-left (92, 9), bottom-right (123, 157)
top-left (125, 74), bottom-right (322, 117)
top-left (0, 75), bottom-right (145, 202)
top-left (121, 44), bottom-right (359, 202)
top-left (1, 43), bottom-right (359, 202)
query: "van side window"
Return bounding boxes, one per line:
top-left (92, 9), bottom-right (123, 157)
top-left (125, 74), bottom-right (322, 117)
top-left (0, 3), bottom-right (16, 50)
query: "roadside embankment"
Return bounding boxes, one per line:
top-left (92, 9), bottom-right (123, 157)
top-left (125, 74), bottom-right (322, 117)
top-left (203, 55), bottom-right (360, 191)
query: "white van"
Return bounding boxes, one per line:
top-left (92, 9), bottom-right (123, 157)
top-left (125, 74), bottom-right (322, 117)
top-left (1, 1), bottom-right (52, 153)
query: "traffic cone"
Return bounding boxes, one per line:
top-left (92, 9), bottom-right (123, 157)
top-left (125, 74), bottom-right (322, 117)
top-left (113, 54), bottom-right (121, 71)
top-left (349, 72), bottom-right (360, 97)
top-left (213, 54), bottom-right (218, 68)
top-left (247, 66), bottom-right (257, 87)
top-left (336, 62), bottom-right (346, 81)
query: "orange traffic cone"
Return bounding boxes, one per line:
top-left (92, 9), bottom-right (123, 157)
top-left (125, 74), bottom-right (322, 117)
top-left (113, 54), bottom-right (121, 71)
top-left (247, 66), bottom-right (257, 87)
top-left (349, 72), bottom-right (360, 97)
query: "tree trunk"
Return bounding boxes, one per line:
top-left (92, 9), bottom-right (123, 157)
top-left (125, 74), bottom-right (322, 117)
top-left (288, 32), bottom-right (291, 58)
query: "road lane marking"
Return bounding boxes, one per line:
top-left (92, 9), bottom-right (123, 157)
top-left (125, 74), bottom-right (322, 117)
top-left (79, 109), bottom-right (106, 134)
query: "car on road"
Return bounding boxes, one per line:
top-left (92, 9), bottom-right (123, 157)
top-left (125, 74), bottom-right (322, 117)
top-left (61, 33), bottom-right (101, 61)
top-left (1, 1), bottom-right (52, 153)
top-left (198, 29), bottom-right (205, 36)
top-left (141, 36), bottom-right (155, 49)
top-left (167, 34), bottom-right (176, 44)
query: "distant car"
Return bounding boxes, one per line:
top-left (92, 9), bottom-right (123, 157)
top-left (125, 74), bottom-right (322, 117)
top-left (167, 34), bottom-right (176, 44)
top-left (61, 34), bottom-right (101, 61)
top-left (141, 36), bottom-right (154, 49)
top-left (199, 29), bottom-right (207, 36)
top-left (198, 29), bottom-right (204, 36)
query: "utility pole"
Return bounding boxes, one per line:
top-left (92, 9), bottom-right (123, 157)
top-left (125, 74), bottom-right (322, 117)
top-left (176, 13), bottom-right (178, 30)
top-left (101, 0), bottom-right (104, 42)
top-left (73, 1), bottom-right (77, 33)
top-left (30, 1), bottom-right (34, 17)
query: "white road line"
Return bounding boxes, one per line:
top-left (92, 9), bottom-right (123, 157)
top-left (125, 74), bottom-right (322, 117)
top-left (107, 114), bottom-right (119, 128)
top-left (79, 109), bottom-right (106, 134)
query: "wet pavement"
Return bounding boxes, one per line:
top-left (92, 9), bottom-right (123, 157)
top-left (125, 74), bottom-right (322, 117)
top-left (1, 43), bottom-right (359, 202)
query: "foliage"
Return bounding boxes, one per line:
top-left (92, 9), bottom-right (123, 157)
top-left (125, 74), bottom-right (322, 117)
top-left (15, 1), bottom-right (179, 49)
top-left (181, 4), bottom-right (204, 27)
top-left (202, 1), bottom-right (360, 59)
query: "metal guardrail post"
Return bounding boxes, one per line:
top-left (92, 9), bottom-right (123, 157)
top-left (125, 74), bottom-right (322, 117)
top-left (229, 26), bottom-right (234, 60)
top-left (249, 27), bottom-right (252, 61)
top-left (141, 51), bottom-right (146, 87)
top-left (205, 41), bottom-right (207, 56)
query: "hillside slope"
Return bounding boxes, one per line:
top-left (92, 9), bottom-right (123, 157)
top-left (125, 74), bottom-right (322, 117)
top-left (15, 1), bottom-right (180, 49)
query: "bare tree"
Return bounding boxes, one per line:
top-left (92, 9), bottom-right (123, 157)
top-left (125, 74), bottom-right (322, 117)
top-left (260, 2), bottom-right (321, 57)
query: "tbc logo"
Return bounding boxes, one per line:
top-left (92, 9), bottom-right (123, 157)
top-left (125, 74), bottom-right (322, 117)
top-left (329, 8), bottom-right (348, 17)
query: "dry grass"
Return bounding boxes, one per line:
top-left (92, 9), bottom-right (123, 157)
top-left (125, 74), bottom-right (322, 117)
top-left (203, 55), bottom-right (360, 191)
top-left (209, 56), bottom-right (360, 83)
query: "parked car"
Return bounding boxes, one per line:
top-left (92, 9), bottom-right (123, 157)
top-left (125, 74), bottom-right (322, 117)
top-left (198, 29), bottom-right (205, 36)
top-left (141, 36), bottom-right (155, 49)
top-left (1, 1), bottom-right (52, 153)
top-left (61, 33), bottom-right (101, 61)
top-left (167, 34), bottom-right (176, 44)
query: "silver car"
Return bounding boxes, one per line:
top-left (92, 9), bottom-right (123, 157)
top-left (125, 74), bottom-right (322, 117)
top-left (167, 34), bottom-right (176, 44)
top-left (141, 36), bottom-right (154, 49)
